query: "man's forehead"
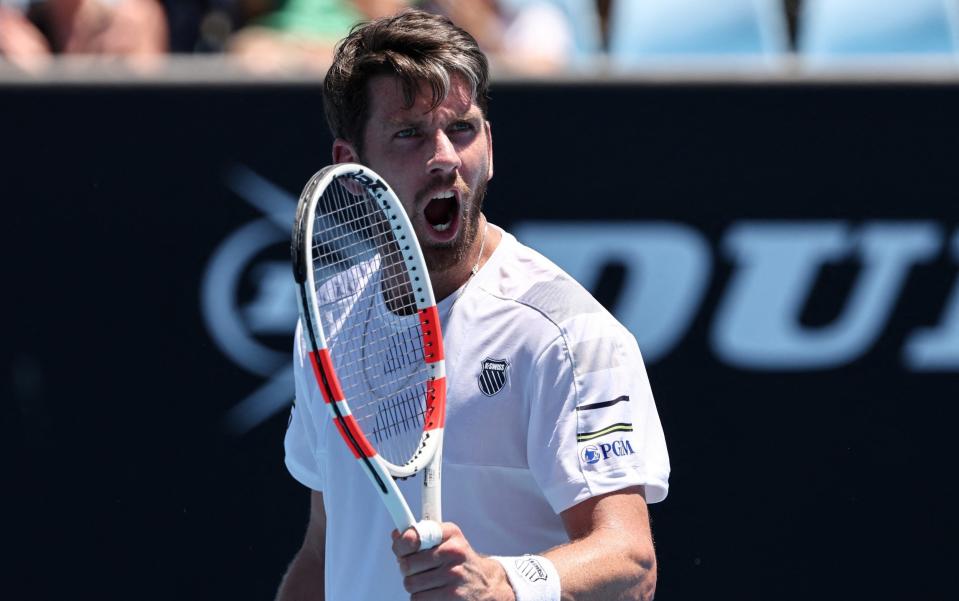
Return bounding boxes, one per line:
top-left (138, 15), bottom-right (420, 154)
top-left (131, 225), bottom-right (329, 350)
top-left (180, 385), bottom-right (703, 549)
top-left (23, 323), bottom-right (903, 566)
top-left (367, 74), bottom-right (479, 120)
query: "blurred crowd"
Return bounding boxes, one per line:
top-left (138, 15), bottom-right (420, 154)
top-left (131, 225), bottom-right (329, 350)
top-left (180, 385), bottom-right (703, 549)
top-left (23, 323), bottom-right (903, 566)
top-left (0, 0), bottom-right (588, 73)
top-left (2, 0), bottom-right (957, 75)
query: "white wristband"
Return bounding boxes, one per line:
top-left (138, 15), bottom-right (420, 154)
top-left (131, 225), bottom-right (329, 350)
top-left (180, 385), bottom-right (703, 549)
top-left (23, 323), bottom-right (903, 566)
top-left (492, 555), bottom-right (561, 601)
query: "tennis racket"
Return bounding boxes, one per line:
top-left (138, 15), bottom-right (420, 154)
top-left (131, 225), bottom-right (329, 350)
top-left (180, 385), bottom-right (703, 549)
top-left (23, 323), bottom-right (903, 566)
top-left (291, 163), bottom-right (447, 550)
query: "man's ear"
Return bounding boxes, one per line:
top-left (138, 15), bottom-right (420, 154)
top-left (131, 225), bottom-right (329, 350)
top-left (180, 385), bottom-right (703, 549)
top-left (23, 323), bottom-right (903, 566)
top-left (485, 121), bottom-right (494, 180)
top-left (332, 139), bottom-right (359, 164)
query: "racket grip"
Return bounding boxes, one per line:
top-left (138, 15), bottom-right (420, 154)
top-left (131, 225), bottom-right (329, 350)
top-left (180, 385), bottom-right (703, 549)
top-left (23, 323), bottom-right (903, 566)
top-left (413, 519), bottom-right (443, 550)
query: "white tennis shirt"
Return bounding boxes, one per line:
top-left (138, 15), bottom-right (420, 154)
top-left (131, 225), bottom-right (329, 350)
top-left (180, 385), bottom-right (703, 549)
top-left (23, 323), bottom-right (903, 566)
top-left (285, 226), bottom-right (670, 600)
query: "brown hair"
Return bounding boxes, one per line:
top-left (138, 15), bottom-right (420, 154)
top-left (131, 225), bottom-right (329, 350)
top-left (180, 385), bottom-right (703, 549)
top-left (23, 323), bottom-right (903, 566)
top-left (323, 10), bottom-right (490, 148)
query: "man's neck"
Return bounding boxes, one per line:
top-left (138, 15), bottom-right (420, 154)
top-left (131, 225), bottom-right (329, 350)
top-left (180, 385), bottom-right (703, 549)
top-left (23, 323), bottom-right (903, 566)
top-left (431, 217), bottom-right (501, 301)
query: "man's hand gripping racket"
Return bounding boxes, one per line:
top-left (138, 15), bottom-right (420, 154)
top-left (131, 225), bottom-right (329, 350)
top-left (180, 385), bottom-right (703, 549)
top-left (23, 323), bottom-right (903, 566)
top-left (291, 163), bottom-right (446, 550)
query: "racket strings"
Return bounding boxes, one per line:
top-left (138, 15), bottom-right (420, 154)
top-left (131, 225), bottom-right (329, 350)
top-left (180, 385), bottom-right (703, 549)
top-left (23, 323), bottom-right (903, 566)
top-left (368, 386), bottom-right (428, 443)
top-left (311, 176), bottom-right (431, 466)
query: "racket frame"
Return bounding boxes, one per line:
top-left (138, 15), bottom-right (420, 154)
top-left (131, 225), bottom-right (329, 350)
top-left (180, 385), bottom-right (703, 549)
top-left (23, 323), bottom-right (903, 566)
top-left (292, 163), bottom-right (447, 537)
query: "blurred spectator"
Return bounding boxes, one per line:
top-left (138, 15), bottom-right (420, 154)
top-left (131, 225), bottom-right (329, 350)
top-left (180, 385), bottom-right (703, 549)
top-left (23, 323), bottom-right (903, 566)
top-left (0, 0), bottom-right (167, 70)
top-left (228, 0), bottom-right (581, 75)
top-left (228, 0), bottom-right (408, 73)
top-left (165, 0), bottom-right (240, 53)
top-left (0, 2), bottom-right (52, 71)
top-left (421, 0), bottom-right (577, 74)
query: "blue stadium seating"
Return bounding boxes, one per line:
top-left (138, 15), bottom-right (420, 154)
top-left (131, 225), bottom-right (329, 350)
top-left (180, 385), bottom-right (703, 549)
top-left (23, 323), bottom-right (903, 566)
top-left (608, 0), bottom-right (790, 67)
top-left (799, 0), bottom-right (959, 58)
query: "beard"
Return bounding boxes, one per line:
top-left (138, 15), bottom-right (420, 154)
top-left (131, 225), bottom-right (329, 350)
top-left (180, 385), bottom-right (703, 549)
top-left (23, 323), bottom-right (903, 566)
top-left (421, 175), bottom-right (487, 275)
top-left (356, 148), bottom-right (490, 278)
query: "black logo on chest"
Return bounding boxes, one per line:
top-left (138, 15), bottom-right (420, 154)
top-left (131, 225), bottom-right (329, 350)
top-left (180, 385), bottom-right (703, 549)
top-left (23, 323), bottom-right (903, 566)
top-left (478, 358), bottom-right (510, 396)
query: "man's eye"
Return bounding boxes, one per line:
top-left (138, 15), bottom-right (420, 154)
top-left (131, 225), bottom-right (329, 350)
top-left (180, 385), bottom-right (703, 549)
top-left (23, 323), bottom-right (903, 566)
top-left (395, 128), bottom-right (417, 139)
top-left (450, 121), bottom-right (474, 133)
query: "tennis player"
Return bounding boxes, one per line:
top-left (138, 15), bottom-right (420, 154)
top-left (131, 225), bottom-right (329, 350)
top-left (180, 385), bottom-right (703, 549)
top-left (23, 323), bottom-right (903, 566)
top-left (278, 10), bottom-right (670, 601)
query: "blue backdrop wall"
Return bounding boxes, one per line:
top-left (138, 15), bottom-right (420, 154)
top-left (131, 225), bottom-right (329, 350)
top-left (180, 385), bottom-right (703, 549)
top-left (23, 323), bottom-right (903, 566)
top-left (4, 80), bottom-right (958, 600)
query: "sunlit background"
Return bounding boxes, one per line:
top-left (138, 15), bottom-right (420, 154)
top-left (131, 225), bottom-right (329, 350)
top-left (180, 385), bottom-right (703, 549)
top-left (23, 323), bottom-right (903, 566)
top-left (5, 2), bottom-right (958, 600)
top-left (3, 1), bottom-right (959, 76)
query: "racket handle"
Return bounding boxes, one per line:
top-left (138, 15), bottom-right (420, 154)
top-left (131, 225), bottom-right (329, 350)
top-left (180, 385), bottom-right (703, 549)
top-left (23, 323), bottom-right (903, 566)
top-left (413, 519), bottom-right (443, 550)
top-left (422, 435), bottom-right (444, 522)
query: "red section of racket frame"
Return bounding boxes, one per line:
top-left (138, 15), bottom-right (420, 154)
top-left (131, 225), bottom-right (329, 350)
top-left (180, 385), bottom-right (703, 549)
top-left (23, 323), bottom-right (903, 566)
top-left (333, 414), bottom-right (377, 459)
top-left (424, 377), bottom-right (447, 431)
top-left (309, 348), bottom-right (344, 404)
top-left (419, 306), bottom-right (444, 363)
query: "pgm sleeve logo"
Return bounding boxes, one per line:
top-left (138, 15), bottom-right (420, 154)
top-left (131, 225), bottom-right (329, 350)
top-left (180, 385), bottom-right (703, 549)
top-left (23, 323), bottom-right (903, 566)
top-left (580, 438), bottom-right (635, 465)
top-left (581, 445), bottom-right (602, 464)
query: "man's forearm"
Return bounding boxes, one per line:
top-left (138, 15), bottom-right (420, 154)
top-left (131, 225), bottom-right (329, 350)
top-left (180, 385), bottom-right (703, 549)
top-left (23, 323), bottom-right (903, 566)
top-left (275, 547), bottom-right (325, 601)
top-left (544, 530), bottom-right (656, 601)
top-left (529, 487), bottom-right (658, 601)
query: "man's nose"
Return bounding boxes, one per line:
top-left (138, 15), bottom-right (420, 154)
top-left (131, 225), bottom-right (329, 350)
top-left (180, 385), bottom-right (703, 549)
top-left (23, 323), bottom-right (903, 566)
top-left (426, 130), bottom-right (461, 175)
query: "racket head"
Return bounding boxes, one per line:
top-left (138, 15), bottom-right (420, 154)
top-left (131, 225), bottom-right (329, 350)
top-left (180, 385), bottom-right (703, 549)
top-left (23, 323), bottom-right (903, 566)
top-left (292, 163), bottom-right (447, 479)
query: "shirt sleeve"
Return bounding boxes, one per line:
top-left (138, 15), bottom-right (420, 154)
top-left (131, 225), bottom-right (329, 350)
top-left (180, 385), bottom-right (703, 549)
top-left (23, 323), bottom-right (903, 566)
top-left (284, 321), bottom-right (327, 492)
top-left (526, 317), bottom-right (670, 514)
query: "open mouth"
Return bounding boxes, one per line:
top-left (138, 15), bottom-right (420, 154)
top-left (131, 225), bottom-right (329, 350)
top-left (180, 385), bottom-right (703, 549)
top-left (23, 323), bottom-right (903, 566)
top-left (423, 190), bottom-right (459, 236)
